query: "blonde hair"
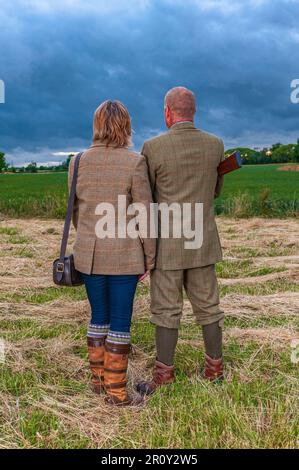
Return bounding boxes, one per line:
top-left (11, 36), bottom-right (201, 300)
top-left (93, 100), bottom-right (132, 148)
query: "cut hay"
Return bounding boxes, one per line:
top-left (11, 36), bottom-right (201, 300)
top-left (278, 165), bottom-right (299, 172)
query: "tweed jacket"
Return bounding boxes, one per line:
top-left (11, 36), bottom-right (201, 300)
top-left (68, 142), bottom-right (156, 275)
top-left (141, 121), bottom-right (225, 270)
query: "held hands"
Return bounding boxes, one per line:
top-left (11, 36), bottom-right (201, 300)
top-left (138, 270), bottom-right (150, 282)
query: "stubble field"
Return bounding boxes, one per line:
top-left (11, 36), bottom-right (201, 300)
top-left (0, 217), bottom-right (298, 448)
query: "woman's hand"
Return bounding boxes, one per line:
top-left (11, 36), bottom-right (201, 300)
top-left (138, 270), bottom-right (150, 282)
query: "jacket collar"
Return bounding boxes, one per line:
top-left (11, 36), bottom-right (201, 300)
top-left (90, 140), bottom-right (129, 150)
top-left (170, 121), bottom-right (196, 131)
top-left (90, 140), bottom-right (108, 148)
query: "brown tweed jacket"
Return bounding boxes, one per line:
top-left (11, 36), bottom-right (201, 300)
top-left (68, 142), bottom-right (156, 275)
top-left (141, 121), bottom-right (225, 270)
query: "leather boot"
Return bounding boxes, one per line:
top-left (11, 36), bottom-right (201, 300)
top-left (87, 336), bottom-right (106, 394)
top-left (104, 341), bottom-right (143, 406)
top-left (204, 353), bottom-right (224, 381)
top-left (136, 360), bottom-right (175, 396)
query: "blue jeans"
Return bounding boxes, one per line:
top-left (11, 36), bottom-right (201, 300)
top-left (82, 273), bottom-right (139, 333)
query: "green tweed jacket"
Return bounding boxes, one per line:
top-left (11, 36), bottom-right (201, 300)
top-left (141, 121), bottom-right (225, 270)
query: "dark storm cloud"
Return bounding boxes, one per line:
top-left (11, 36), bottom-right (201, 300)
top-left (0, 0), bottom-right (298, 165)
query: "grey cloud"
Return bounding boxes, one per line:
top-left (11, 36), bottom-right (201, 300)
top-left (0, 0), bottom-right (298, 164)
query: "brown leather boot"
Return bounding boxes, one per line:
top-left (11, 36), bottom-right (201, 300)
top-left (87, 336), bottom-right (106, 394)
top-left (136, 360), bottom-right (175, 396)
top-left (204, 353), bottom-right (224, 382)
top-left (104, 341), bottom-right (143, 406)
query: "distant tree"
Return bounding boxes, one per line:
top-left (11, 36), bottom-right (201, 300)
top-left (224, 142), bottom-right (299, 165)
top-left (225, 147), bottom-right (262, 165)
top-left (271, 144), bottom-right (294, 163)
top-left (293, 139), bottom-right (299, 163)
top-left (26, 161), bottom-right (38, 173)
top-left (271, 142), bottom-right (282, 152)
top-left (0, 152), bottom-right (7, 173)
top-left (61, 154), bottom-right (74, 170)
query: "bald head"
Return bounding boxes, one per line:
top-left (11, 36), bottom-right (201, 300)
top-left (164, 87), bottom-right (196, 123)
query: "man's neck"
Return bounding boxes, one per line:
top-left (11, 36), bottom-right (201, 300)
top-left (170, 119), bottom-right (194, 128)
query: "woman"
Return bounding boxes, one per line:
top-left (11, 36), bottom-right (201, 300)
top-left (68, 101), bottom-right (156, 406)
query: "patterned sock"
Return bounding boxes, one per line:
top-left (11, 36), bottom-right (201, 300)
top-left (106, 330), bottom-right (131, 345)
top-left (87, 323), bottom-right (110, 338)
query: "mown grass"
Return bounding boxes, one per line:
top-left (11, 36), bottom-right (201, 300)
top-left (0, 318), bottom-right (82, 341)
top-left (0, 227), bottom-right (19, 236)
top-left (16, 410), bottom-right (90, 449)
top-left (215, 259), bottom-right (286, 278)
top-left (220, 279), bottom-right (299, 296)
top-left (0, 275), bottom-right (297, 310)
top-left (1, 317), bottom-right (297, 448)
top-left (0, 247), bottom-right (35, 258)
top-left (224, 315), bottom-right (297, 329)
top-left (0, 217), bottom-right (298, 449)
top-left (106, 322), bottom-right (299, 448)
top-left (0, 270), bottom-right (298, 449)
top-left (0, 164), bottom-right (298, 218)
top-left (0, 286), bottom-right (87, 304)
top-left (226, 244), bottom-right (297, 258)
top-left (0, 277), bottom-right (297, 306)
top-left (109, 354), bottom-right (298, 448)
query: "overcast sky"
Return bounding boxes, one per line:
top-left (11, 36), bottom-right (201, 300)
top-left (0, 0), bottom-right (298, 166)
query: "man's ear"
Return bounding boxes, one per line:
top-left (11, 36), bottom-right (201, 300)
top-left (165, 105), bottom-right (171, 128)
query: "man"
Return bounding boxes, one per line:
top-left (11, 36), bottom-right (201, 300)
top-left (137, 86), bottom-right (225, 395)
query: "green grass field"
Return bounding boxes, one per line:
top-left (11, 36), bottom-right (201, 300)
top-left (216, 164), bottom-right (298, 215)
top-left (0, 164), bottom-right (298, 218)
top-left (0, 172), bottom-right (68, 219)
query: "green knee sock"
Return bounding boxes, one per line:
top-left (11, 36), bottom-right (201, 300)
top-left (202, 321), bottom-right (223, 359)
top-left (156, 326), bottom-right (179, 366)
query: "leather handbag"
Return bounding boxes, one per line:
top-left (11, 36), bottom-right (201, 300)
top-left (53, 152), bottom-right (84, 287)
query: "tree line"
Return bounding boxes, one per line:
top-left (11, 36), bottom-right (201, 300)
top-left (0, 154), bottom-right (73, 173)
top-left (1, 140), bottom-right (299, 174)
top-left (225, 140), bottom-right (299, 164)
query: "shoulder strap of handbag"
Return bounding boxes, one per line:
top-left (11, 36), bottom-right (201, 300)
top-left (59, 152), bottom-right (83, 264)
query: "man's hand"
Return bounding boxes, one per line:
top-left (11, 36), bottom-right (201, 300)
top-left (138, 270), bottom-right (150, 282)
